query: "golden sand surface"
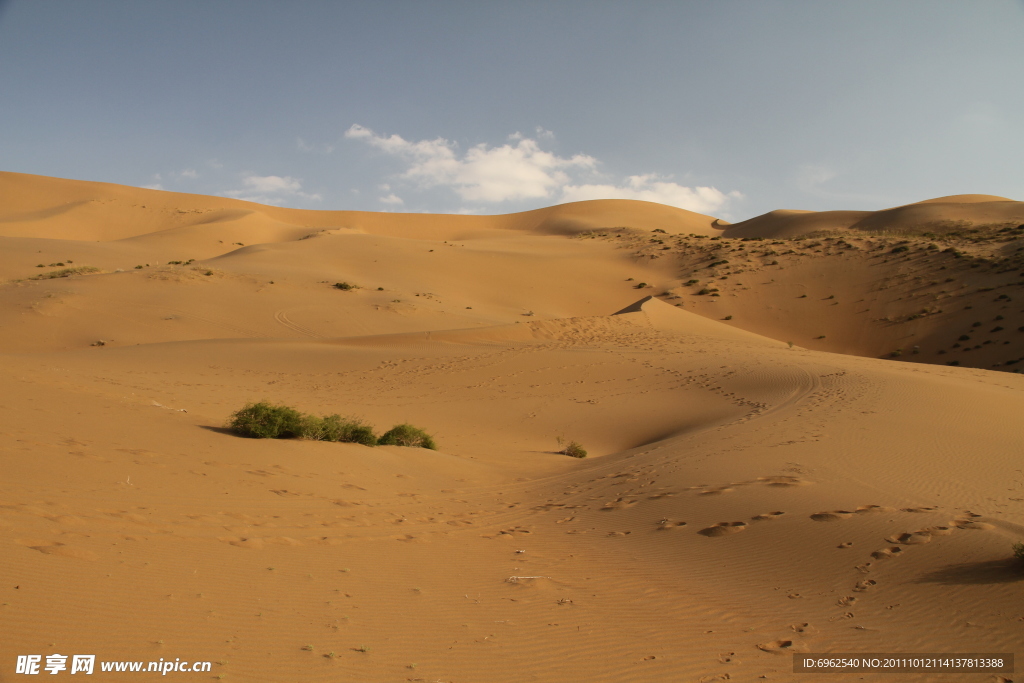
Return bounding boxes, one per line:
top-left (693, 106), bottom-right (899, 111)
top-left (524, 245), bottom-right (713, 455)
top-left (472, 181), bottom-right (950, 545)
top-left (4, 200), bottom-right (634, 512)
top-left (1, 171), bottom-right (1022, 681)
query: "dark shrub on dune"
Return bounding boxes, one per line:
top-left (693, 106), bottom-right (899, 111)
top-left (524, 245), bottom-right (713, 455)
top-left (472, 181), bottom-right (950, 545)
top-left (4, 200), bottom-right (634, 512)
top-left (229, 401), bottom-right (305, 439)
top-left (378, 424), bottom-right (437, 450)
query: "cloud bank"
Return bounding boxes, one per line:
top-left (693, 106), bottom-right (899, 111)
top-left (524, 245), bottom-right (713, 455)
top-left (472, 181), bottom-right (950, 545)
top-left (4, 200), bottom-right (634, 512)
top-left (224, 174), bottom-right (322, 205)
top-left (346, 125), bottom-right (739, 214)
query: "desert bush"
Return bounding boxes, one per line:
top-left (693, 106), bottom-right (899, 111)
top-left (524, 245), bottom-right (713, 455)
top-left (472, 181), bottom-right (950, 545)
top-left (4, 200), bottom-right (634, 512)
top-left (560, 441), bottom-right (587, 458)
top-left (300, 414), bottom-right (377, 445)
top-left (333, 282), bottom-right (357, 290)
top-left (29, 266), bottom-right (100, 280)
top-left (1014, 542), bottom-right (1024, 564)
top-left (229, 401), bottom-right (306, 439)
top-left (378, 424), bottom-right (437, 449)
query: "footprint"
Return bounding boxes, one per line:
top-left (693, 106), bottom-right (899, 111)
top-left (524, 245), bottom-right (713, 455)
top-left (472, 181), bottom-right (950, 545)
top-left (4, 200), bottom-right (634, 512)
top-left (789, 623), bottom-right (817, 634)
top-left (699, 487), bottom-right (734, 496)
top-left (752, 511), bottom-right (786, 521)
top-left (953, 519), bottom-right (995, 530)
top-left (871, 547), bottom-right (905, 559)
top-left (656, 519), bottom-right (687, 530)
top-left (699, 522), bottom-right (748, 537)
top-left (757, 476), bottom-right (807, 487)
top-left (853, 579), bottom-right (877, 592)
top-left (854, 505), bottom-right (889, 514)
top-left (923, 525), bottom-right (953, 536)
top-left (810, 510), bottom-right (854, 522)
top-left (600, 498), bottom-right (639, 511)
top-left (829, 612), bottom-right (855, 622)
top-left (837, 541), bottom-right (854, 549)
top-left (836, 596), bottom-right (858, 607)
top-left (901, 506), bottom-right (937, 513)
top-left (855, 562), bottom-right (873, 573)
top-left (718, 652), bottom-right (737, 663)
top-left (756, 639), bottom-right (807, 654)
top-left (607, 531), bottom-right (632, 537)
top-left (894, 531), bottom-right (932, 545)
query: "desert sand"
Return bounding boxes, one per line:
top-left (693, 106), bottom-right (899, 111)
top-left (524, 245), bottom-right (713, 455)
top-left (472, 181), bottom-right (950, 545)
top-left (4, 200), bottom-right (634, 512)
top-left (1, 171), bottom-right (1021, 682)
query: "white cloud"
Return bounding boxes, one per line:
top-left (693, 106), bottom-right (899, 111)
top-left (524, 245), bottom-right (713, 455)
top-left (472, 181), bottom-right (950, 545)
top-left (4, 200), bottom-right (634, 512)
top-left (224, 174), bottom-right (322, 205)
top-left (142, 183), bottom-right (164, 191)
top-left (180, 168), bottom-right (198, 179)
top-left (345, 124), bottom-right (596, 203)
top-left (561, 175), bottom-right (741, 214)
top-left (379, 193), bottom-right (404, 205)
top-left (345, 124), bottom-right (740, 215)
top-left (297, 137), bottom-right (335, 154)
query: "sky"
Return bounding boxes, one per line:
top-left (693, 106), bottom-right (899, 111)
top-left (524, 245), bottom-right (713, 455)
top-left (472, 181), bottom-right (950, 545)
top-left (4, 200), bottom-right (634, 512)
top-left (1, 0), bottom-right (1022, 221)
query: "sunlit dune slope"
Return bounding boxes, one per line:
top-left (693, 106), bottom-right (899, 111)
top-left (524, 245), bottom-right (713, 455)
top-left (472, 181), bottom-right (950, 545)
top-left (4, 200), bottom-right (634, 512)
top-left (2, 292), bottom-right (1022, 682)
top-left (0, 170), bottom-right (721, 243)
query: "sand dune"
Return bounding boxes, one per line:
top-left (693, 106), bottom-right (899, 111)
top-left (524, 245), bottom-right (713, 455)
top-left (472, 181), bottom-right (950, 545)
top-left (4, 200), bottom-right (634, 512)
top-left (1, 173), bottom-right (1022, 682)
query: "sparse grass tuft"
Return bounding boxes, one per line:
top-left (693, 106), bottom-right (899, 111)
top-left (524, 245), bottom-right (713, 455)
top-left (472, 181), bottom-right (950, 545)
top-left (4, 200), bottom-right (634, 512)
top-left (378, 424), bottom-right (437, 450)
top-left (333, 282), bottom-right (357, 290)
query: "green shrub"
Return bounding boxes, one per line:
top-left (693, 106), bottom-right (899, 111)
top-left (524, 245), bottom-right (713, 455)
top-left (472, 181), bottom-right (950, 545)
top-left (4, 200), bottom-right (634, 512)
top-left (561, 441), bottom-right (587, 458)
top-left (378, 424), bottom-right (437, 450)
top-left (302, 414), bottom-right (377, 445)
top-left (229, 401), bottom-right (306, 439)
top-left (333, 282), bottom-right (357, 290)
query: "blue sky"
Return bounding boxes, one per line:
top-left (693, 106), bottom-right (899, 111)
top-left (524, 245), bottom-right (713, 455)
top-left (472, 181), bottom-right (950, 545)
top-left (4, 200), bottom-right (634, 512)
top-left (1, 0), bottom-right (1022, 220)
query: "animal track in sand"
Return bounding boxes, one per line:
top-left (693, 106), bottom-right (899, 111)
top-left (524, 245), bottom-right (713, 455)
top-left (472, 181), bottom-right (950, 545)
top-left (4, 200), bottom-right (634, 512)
top-left (789, 622), bottom-right (817, 634)
top-left (887, 531), bottom-right (933, 545)
top-left (837, 541), bottom-right (854, 549)
top-left (836, 596), bottom-right (858, 607)
top-left (655, 519), bottom-right (687, 530)
top-left (810, 510), bottom-right (855, 522)
top-left (870, 546), bottom-right (905, 560)
top-left (901, 506), bottom-right (938, 513)
top-left (953, 519), bottom-right (996, 530)
top-left (853, 579), bottom-right (877, 592)
top-left (756, 476), bottom-right (807, 487)
top-left (751, 511), bottom-right (786, 521)
top-left (699, 521), bottom-right (748, 537)
top-left (688, 475), bottom-right (810, 497)
top-left (699, 487), bottom-right (734, 496)
top-left (600, 498), bottom-right (639, 511)
top-left (854, 504), bottom-right (890, 514)
top-left (756, 639), bottom-right (807, 654)
top-left (17, 539), bottom-right (97, 561)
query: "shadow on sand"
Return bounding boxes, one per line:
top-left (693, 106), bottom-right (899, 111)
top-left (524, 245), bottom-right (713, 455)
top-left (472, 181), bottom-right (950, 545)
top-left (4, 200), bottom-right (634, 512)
top-left (914, 558), bottom-right (1024, 586)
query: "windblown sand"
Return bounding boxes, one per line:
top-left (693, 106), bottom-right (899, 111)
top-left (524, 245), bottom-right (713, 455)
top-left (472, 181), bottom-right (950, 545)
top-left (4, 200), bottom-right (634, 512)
top-left (1, 171), bottom-right (1022, 682)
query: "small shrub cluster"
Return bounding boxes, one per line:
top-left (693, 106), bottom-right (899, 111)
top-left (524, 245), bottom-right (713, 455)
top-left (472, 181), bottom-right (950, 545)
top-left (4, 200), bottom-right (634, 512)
top-left (560, 441), bottom-right (588, 458)
top-left (1014, 542), bottom-right (1024, 564)
top-left (227, 402), bottom-right (434, 449)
